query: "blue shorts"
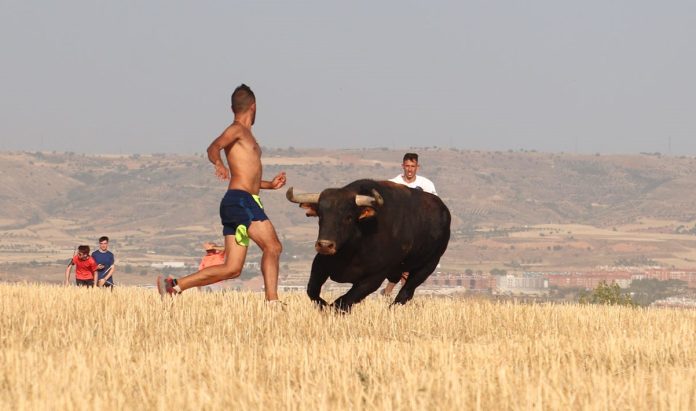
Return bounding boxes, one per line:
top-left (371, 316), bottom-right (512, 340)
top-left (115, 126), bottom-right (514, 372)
top-left (220, 189), bottom-right (268, 246)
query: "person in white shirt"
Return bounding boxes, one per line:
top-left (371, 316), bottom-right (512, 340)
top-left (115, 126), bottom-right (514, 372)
top-left (383, 152), bottom-right (438, 296)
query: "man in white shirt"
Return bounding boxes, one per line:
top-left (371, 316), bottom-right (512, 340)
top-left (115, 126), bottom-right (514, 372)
top-left (383, 152), bottom-right (438, 296)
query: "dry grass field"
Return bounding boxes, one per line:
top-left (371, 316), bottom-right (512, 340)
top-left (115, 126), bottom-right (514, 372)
top-left (2, 284), bottom-right (696, 410)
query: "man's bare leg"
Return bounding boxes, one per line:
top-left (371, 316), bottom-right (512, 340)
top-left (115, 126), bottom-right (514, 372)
top-left (248, 219), bottom-right (282, 301)
top-left (382, 281), bottom-right (397, 296)
top-left (382, 271), bottom-right (409, 296)
top-left (175, 235), bottom-right (247, 291)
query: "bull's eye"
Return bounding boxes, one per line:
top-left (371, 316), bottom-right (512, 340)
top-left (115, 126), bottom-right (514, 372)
top-left (345, 215), bottom-right (353, 223)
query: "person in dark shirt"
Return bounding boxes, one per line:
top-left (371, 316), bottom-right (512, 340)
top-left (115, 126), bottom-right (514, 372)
top-left (92, 236), bottom-right (116, 288)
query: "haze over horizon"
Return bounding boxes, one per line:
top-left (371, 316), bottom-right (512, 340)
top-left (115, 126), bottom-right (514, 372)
top-left (2, 1), bottom-right (695, 155)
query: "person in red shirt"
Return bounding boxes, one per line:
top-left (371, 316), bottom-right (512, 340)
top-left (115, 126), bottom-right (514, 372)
top-left (65, 245), bottom-right (101, 287)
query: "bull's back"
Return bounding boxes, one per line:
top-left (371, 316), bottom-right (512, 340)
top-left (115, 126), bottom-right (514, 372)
top-left (349, 179), bottom-right (451, 254)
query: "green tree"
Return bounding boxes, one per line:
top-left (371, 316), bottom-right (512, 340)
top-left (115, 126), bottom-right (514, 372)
top-left (579, 281), bottom-right (635, 307)
top-left (628, 279), bottom-right (688, 306)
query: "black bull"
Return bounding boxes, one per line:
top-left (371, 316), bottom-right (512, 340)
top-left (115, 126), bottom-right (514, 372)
top-left (286, 179), bottom-right (451, 311)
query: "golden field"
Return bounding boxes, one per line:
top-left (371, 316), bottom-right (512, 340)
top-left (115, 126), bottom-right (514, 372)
top-left (1, 283), bottom-right (696, 411)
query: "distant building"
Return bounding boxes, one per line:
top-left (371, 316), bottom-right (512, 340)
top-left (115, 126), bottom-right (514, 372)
top-left (425, 273), bottom-right (496, 291)
top-left (651, 296), bottom-right (696, 308)
top-left (151, 261), bottom-right (186, 269)
top-left (639, 269), bottom-right (696, 288)
top-left (496, 273), bottom-right (548, 296)
top-left (547, 271), bottom-right (631, 289)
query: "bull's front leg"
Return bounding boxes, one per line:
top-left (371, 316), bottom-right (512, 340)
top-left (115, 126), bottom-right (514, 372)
top-left (307, 255), bottom-right (330, 309)
top-left (332, 275), bottom-right (385, 313)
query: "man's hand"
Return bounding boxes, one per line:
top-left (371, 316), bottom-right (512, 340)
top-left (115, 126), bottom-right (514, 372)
top-left (98, 279), bottom-right (106, 287)
top-left (214, 162), bottom-right (229, 181)
top-left (269, 172), bottom-right (287, 189)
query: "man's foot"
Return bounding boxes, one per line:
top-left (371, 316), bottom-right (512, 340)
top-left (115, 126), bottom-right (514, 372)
top-left (156, 275), bottom-right (180, 298)
top-left (265, 300), bottom-right (286, 310)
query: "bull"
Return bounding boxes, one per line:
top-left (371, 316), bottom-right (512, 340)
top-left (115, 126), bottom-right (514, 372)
top-left (286, 179), bottom-right (451, 311)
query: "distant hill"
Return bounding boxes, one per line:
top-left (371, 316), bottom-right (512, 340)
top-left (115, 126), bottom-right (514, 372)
top-left (3, 148), bottom-right (696, 280)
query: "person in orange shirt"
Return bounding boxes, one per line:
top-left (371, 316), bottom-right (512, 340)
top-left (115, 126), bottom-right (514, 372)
top-left (199, 242), bottom-right (225, 271)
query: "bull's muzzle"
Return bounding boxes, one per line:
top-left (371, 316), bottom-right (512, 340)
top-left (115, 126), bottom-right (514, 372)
top-left (315, 239), bottom-right (337, 255)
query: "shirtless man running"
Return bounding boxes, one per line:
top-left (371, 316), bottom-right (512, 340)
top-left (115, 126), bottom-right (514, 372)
top-left (157, 84), bottom-right (286, 301)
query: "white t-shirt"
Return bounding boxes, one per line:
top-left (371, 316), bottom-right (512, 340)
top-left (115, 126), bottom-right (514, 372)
top-left (390, 174), bottom-right (438, 196)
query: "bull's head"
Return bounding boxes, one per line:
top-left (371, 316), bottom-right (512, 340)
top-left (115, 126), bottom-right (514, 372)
top-left (286, 187), bottom-right (384, 255)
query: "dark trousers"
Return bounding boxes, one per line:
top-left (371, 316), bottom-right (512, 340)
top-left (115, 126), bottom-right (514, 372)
top-left (75, 279), bottom-right (94, 287)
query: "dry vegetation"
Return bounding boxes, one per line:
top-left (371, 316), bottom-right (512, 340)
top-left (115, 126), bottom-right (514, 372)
top-left (2, 283), bottom-right (695, 410)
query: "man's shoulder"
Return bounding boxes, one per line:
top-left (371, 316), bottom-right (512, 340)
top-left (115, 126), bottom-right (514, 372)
top-left (227, 122), bottom-right (255, 137)
top-left (416, 175), bottom-right (434, 183)
top-left (415, 175), bottom-right (437, 194)
top-left (389, 175), bottom-right (404, 183)
top-left (221, 122), bottom-right (250, 141)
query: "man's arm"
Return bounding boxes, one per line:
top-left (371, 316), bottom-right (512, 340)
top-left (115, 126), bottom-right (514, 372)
top-left (88, 260), bottom-right (98, 286)
top-left (260, 171), bottom-right (287, 190)
top-left (207, 128), bottom-right (240, 181)
top-left (103, 265), bottom-right (115, 282)
top-left (64, 262), bottom-right (73, 286)
top-left (98, 266), bottom-right (114, 286)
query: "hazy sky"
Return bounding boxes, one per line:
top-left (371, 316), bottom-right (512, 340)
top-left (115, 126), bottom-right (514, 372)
top-left (1, 1), bottom-right (695, 155)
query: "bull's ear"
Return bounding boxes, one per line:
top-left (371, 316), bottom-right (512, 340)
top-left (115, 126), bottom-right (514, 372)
top-left (358, 207), bottom-right (377, 220)
top-left (300, 203), bottom-right (318, 217)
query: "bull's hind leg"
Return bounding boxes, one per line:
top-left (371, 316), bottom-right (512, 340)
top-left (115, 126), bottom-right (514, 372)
top-left (332, 276), bottom-right (385, 313)
top-left (392, 257), bottom-right (441, 306)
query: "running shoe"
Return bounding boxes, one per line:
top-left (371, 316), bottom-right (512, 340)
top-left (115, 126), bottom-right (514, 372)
top-left (156, 275), bottom-right (179, 298)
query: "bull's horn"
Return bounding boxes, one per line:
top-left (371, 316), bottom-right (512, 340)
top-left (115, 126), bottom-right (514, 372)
top-left (371, 189), bottom-right (384, 206)
top-left (355, 195), bottom-right (374, 206)
top-left (355, 189), bottom-right (384, 207)
top-left (286, 187), bottom-right (320, 204)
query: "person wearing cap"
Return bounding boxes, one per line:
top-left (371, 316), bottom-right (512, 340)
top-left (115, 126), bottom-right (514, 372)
top-left (199, 242), bottom-right (225, 271)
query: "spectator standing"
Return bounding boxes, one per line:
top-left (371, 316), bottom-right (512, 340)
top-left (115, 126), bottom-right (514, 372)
top-left (92, 236), bottom-right (116, 288)
top-left (389, 152), bottom-right (437, 195)
top-left (383, 152), bottom-right (438, 296)
top-left (65, 245), bottom-right (100, 287)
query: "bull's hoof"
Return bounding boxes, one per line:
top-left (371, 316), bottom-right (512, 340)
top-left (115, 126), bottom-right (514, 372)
top-left (330, 301), bottom-right (352, 314)
top-left (312, 298), bottom-right (329, 310)
top-left (389, 300), bottom-right (407, 308)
